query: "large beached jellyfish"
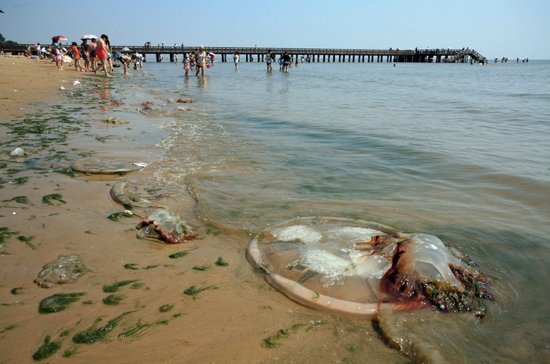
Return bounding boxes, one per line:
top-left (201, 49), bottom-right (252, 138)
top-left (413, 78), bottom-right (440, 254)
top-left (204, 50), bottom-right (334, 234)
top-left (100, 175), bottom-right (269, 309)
top-left (247, 217), bottom-right (492, 317)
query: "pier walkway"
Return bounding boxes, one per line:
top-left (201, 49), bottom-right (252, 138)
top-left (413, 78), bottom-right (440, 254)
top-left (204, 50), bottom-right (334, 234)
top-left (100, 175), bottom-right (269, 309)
top-left (2, 44), bottom-right (486, 64)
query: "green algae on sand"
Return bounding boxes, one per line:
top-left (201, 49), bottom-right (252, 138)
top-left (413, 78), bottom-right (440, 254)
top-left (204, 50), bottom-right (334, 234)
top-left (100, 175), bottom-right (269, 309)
top-left (183, 284), bottom-right (217, 299)
top-left (38, 292), bottom-right (86, 314)
top-left (72, 312), bottom-right (131, 344)
top-left (215, 257), bottom-right (229, 266)
top-left (192, 264), bottom-right (212, 271)
top-left (0, 227), bottom-right (18, 244)
top-left (42, 193), bottom-right (66, 206)
top-left (169, 250), bottom-right (191, 259)
top-left (32, 335), bottom-right (62, 361)
top-left (262, 323), bottom-right (306, 349)
top-left (102, 294), bottom-right (125, 305)
top-left (103, 280), bottom-right (139, 293)
top-left (159, 304), bottom-right (174, 313)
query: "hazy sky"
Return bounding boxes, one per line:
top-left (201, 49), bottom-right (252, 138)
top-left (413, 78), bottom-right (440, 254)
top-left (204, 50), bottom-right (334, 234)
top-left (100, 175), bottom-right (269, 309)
top-left (1, 0), bottom-right (549, 59)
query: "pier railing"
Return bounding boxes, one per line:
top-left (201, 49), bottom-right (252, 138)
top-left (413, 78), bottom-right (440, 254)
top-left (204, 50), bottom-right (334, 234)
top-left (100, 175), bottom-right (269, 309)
top-left (1, 44), bottom-right (486, 63)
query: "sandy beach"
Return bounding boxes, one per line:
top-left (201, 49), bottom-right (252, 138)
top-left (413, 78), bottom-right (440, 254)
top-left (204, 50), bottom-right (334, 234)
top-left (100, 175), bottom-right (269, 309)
top-left (0, 56), bottom-right (402, 363)
top-left (0, 56), bottom-right (82, 118)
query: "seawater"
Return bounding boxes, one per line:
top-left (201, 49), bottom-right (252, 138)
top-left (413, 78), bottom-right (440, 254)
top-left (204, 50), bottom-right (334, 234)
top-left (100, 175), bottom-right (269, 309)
top-left (93, 60), bottom-right (550, 361)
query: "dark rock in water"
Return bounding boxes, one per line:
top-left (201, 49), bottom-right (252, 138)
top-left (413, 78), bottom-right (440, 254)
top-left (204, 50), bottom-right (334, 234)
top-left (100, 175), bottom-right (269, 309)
top-left (136, 209), bottom-right (197, 244)
top-left (38, 292), bottom-right (86, 313)
top-left (34, 255), bottom-right (87, 288)
top-left (176, 98), bottom-right (193, 103)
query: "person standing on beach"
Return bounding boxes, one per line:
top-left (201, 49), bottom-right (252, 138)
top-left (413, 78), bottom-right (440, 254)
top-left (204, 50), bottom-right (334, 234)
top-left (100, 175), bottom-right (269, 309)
top-left (233, 52), bottom-right (240, 69)
top-left (195, 46), bottom-right (207, 76)
top-left (70, 42), bottom-right (83, 72)
top-left (89, 39), bottom-right (97, 72)
top-left (266, 50), bottom-right (273, 71)
top-left (183, 54), bottom-right (190, 76)
top-left (53, 44), bottom-right (64, 70)
top-left (281, 52), bottom-right (291, 72)
top-left (104, 35), bottom-right (114, 73)
top-left (96, 34), bottom-right (111, 77)
top-left (80, 39), bottom-right (90, 71)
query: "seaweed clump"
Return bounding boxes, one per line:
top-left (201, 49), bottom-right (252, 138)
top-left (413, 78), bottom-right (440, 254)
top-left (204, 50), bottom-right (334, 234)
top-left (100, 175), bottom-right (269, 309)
top-left (183, 284), bottom-right (216, 299)
top-left (38, 292), bottom-right (86, 314)
top-left (102, 294), bottom-right (125, 305)
top-left (32, 335), bottom-right (61, 361)
top-left (103, 280), bottom-right (138, 293)
top-left (72, 313), bottom-right (130, 344)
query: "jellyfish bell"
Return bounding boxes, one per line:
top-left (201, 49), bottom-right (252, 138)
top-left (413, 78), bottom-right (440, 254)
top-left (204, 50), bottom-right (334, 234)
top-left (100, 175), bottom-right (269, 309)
top-left (247, 217), bottom-right (493, 317)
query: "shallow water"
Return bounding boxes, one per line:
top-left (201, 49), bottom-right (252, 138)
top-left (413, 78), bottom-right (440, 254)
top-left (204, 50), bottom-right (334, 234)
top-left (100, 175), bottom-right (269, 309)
top-left (103, 60), bottom-right (550, 362)
top-left (4, 59), bottom-right (550, 362)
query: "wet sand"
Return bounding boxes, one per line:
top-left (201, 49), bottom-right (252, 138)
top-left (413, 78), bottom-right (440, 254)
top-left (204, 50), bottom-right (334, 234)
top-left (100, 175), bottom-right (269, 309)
top-left (0, 56), bottom-right (405, 363)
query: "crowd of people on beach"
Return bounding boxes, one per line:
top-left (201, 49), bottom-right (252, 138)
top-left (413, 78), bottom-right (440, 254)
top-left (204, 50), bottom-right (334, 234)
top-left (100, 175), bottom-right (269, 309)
top-left (29, 34), bottom-right (143, 77)
top-left (26, 36), bottom-right (305, 79)
top-left (181, 48), bottom-right (295, 76)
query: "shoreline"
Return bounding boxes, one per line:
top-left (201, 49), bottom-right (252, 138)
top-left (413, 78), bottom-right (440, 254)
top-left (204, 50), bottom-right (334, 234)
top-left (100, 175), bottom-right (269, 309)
top-left (0, 56), bottom-right (403, 363)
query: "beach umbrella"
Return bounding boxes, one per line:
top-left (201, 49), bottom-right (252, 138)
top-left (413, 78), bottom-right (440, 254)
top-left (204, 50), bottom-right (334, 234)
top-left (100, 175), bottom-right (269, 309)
top-left (51, 35), bottom-right (68, 43)
top-left (81, 34), bottom-right (98, 40)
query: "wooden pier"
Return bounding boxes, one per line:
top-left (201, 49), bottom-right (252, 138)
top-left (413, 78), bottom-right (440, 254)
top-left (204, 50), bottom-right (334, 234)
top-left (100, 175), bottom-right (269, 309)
top-left (2, 44), bottom-right (486, 64)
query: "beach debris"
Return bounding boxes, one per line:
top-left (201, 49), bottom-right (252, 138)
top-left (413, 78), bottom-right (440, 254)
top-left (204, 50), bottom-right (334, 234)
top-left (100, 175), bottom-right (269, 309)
top-left (72, 80), bottom-right (81, 86)
top-left (247, 217), bottom-right (493, 318)
top-left (131, 162), bottom-right (148, 168)
top-left (42, 193), bottom-right (66, 205)
top-left (262, 323), bottom-right (305, 349)
top-left (140, 101), bottom-right (155, 110)
top-left (137, 101), bottom-right (159, 114)
top-left (176, 98), bottom-right (193, 104)
top-left (168, 250), bottom-right (192, 259)
top-left (9, 147), bottom-right (25, 157)
top-left (34, 255), bottom-right (87, 288)
top-left (136, 209), bottom-right (197, 244)
top-left (71, 158), bottom-right (144, 175)
top-left (215, 257), bottom-right (229, 266)
top-left (101, 117), bottom-right (128, 125)
top-left (183, 284), bottom-right (216, 298)
top-left (10, 287), bottom-right (23, 295)
top-left (192, 264), bottom-right (212, 271)
top-left (107, 210), bottom-right (134, 221)
top-left (59, 86), bottom-right (66, 90)
top-left (38, 292), bottom-right (86, 314)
